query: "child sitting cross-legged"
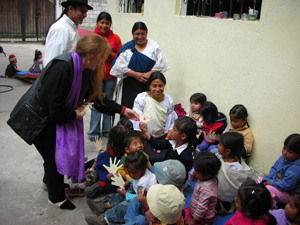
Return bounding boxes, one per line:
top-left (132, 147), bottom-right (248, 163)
top-left (184, 151), bottom-right (222, 225)
top-left (65, 124), bottom-right (129, 197)
top-left (140, 116), bottom-right (197, 180)
top-left (85, 151), bottom-right (157, 225)
top-left (86, 131), bottom-right (152, 215)
top-left (215, 132), bottom-right (250, 215)
top-left (258, 133), bottom-right (300, 209)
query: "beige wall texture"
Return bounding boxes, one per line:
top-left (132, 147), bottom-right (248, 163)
top-left (106, 0), bottom-right (300, 174)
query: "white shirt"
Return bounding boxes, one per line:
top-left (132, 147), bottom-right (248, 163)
top-left (131, 92), bottom-right (178, 134)
top-left (43, 14), bottom-right (79, 67)
top-left (110, 39), bottom-right (171, 77)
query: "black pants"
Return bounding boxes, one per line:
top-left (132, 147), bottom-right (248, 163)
top-left (34, 123), bottom-right (65, 203)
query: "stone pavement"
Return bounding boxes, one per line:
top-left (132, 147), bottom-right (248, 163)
top-left (0, 42), bottom-right (108, 225)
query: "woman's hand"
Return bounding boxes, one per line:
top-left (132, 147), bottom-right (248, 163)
top-left (74, 109), bottom-right (85, 119)
top-left (124, 108), bottom-right (139, 121)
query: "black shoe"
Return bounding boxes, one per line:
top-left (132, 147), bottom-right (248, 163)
top-left (87, 187), bottom-right (106, 199)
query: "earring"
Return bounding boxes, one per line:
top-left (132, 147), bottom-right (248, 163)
top-left (87, 60), bottom-right (90, 64)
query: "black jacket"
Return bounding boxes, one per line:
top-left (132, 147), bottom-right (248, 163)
top-left (7, 53), bottom-right (123, 145)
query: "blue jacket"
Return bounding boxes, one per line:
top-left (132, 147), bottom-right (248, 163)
top-left (263, 155), bottom-right (300, 194)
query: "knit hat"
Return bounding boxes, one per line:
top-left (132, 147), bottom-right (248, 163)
top-left (61, 0), bottom-right (93, 10)
top-left (154, 159), bottom-right (186, 189)
top-left (147, 184), bottom-right (185, 224)
top-left (9, 54), bottom-right (16, 62)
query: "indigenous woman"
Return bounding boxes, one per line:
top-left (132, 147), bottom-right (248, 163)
top-left (131, 72), bottom-right (177, 162)
top-left (110, 22), bottom-right (170, 120)
top-left (7, 34), bottom-right (138, 210)
top-left (88, 12), bottom-right (122, 140)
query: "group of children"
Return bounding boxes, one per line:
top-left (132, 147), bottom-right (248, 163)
top-left (4, 49), bottom-right (43, 77)
top-left (61, 90), bottom-right (300, 225)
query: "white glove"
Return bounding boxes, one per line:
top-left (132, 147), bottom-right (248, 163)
top-left (204, 130), bottom-right (217, 143)
top-left (103, 157), bottom-right (122, 174)
top-left (111, 173), bottom-right (125, 189)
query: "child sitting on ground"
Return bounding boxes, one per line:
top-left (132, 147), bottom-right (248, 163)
top-left (65, 124), bottom-right (129, 197)
top-left (216, 132), bottom-right (250, 214)
top-left (123, 159), bottom-right (187, 224)
top-left (196, 101), bottom-right (227, 154)
top-left (100, 151), bottom-right (157, 224)
top-left (184, 151), bottom-right (221, 225)
top-left (140, 116), bottom-right (197, 178)
top-left (5, 54), bottom-right (21, 78)
top-left (186, 92), bottom-right (207, 137)
top-left (146, 184), bottom-right (185, 225)
top-left (86, 131), bottom-right (152, 215)
top-left (258, 133), bottom-right (300, 209)
top-left (270, 194), bottom-right (300, 225)
top-left (225, 180), bottom-right (273, 225)
top-left (219, 104), bottom-right (254, 161)
top-left (29, 49), bottom-right (43, 74)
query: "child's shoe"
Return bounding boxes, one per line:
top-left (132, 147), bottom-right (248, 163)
top-left (65, 186), bottom-right (85, 197)
top-left (86, 199), bottom-right (107, 216)
top-left (85, 214), bottom-right (107, 225)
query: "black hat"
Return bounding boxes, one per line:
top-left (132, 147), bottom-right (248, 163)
top-left (61, 0), bottom-right (93, 10)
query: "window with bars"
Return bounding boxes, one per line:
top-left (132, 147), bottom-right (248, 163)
top-left (118, 0), bottom-right (144, 13)
top-left (181, 0), bottom-right (262, 20)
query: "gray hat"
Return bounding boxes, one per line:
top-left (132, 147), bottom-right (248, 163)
top-left (61, 0), bottom-right (93, 10)
top-left (154, 160), bottom-right (186, 189)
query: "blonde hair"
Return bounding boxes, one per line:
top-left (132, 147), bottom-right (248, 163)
top-left (76, 33), bottom-right (111, 102)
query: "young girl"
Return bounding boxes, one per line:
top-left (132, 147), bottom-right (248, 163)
top-left (184, 151), bottom-right (221, 225)
top-left (225, 180), bottom-right (272, 225)
top-left (140, 116), bottom-right (197, 177)
top-left (216, 132), bottom-right (250, 214)
top-left (196, 101), bottom-right (227, 153)
top-left (270, 194), bottom-right (300, 225)
top-left (65, 124), bottom-right (129, 197)
top-left (29, 49), bottom-right (43, 73)
top-left (101, 151), bottom-right (157, 224)
top-left (86, 132), bottom-right (152, 216)
top-left (186, 92), bottom-right (207, 136)
top-left (223, 104), bottom-right (254, 160)
top-left (259, 133), bottom-right (300, 209)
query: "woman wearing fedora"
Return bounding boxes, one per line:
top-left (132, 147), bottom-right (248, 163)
top-left (44, 0), bottom-right (93, 67)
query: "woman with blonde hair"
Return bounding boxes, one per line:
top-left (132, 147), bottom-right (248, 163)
top-left (7, 33), bottom-right (139, 211)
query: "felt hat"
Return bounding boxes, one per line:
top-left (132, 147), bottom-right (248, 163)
top-left (8, 54), bottom-right (16, 62)
top-left (61, 0), bottom-right (93, 10)
top-left (147, 184), bottom-right (185, 224)
top-left (154, 159), bottom-right (186, 189)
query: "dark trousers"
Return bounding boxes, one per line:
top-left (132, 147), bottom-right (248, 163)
top-left (34, 123), bottom-right (66, 203)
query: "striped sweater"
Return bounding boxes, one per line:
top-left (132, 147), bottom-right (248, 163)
top-left (189, 175), bottom-right (218, 221)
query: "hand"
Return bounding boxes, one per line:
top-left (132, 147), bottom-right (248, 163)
top-left (137, 187), bottom-right (148, 208)
top-left (124, 108), bottom-right (139, 121)
top-left (135, 72), bottom-right (147, 83)
top-left (117, 188), bottom-right (127, 196)
top-left (103, 157), bottom-right (122, 174)
top-left (184, 218), bottom-right (196, 225)
top-left (74, 109), bottom-right (85, 119)
top-left (107, 173), bottom-right (114, 181)
top-left (204, 130), bottom-right (217, 143)
top-left (263, 181), bottom-right (269, 186)
top-left (140, 73), bottom-right (150, 83)
top-left (111, 173), bottom-right (125, 189)
top-left (145, 211), bottom-right (158, 225)
top-left (139, 122), bottom-right (147, 133)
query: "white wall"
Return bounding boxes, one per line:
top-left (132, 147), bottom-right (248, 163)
top-left (106, 0), bottom-right (300, 174)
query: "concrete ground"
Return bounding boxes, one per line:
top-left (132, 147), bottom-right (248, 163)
top-left (0, 42), bottom-right (107, 225)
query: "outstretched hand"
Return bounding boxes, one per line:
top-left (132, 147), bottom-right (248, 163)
top-left (124, 108), bottom-right (139, 121)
